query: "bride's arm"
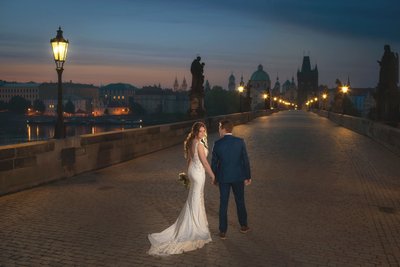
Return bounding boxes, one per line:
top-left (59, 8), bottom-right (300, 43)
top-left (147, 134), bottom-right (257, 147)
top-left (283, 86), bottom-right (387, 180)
top-left (186, 154), bottom-right (192, 169)
top-left (197, 143), bottom-right (215, 181)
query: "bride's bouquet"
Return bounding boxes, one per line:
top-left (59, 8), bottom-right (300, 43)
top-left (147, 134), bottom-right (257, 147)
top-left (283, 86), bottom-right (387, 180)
top-left (178, 172), bottom-right (190, 189)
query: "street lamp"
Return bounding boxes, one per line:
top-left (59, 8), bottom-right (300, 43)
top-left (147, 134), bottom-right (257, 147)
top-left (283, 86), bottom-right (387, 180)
top-left (322, 93), bottom-right (327, 110)
top-left (51, 27), bottom-right (69, 139)
top-left (341, 85), bottom-right (349, 94)
top-left (238, 81), bottom-right (244, 112)
top-left (341, 85), bottom-right (349, 114)
top-left (263, 92), bottom-right (268, 110)
top-left (273, 97), bottom-right (277, 109)
top-left (237, 74), bottom-right (245, 112)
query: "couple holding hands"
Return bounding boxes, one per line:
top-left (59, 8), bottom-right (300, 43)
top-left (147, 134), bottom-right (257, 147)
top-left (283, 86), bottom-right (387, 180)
top-left (148, 119), bottom-right (252, 256)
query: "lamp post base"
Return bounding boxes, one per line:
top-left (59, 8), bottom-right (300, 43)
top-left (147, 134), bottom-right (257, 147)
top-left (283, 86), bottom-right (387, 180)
top-left (54, 120), bottom-right (66, 139)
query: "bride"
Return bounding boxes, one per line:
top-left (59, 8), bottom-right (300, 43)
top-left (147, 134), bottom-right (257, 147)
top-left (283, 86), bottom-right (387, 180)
top-left (148, 121), bottom-right (216, 256)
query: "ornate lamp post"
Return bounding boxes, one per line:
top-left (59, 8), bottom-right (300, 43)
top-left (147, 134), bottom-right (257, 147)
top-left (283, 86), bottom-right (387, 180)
top-left (322, 93), bottom-right (327, 110)
top-left (238, 81), bottom-right (244, 112)
top-left (50, 27), bottom-right (69, 139)
top-left (341, 85), bottom-right (349, 114)
top-left (263, 92), bottom-right (268, 110)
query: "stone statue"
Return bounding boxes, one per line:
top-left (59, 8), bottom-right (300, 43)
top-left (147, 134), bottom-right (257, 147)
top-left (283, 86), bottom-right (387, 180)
top-left (190, 56), bottom-right (205, 94)
top-left (378, 45), bottom-right (399, 86)
top-left (189, 56), bottom-right (206, 117)
top-left (375, 45), bottom-right (399, 124)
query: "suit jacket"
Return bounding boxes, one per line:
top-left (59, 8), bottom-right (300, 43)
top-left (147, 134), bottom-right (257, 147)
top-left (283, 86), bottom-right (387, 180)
top-left (211, 134), bottom-right (251, 183)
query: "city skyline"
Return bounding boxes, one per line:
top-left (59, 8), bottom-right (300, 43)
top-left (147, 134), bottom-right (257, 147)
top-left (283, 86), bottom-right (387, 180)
top-left (1, 0), bottom-right (399, 89)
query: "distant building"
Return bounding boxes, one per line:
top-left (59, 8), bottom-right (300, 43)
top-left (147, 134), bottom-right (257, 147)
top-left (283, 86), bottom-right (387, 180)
top-left (42, 95), bottom-right (87, 116)
top-left (0, 82), bottom-right (40, 103)
top-left (39, 82), bottom-right (100, 114)
top-left (173, 76), bottom-right (179, 91)
top-left (134, 86), bottom-right (189, 114)
top-left (297, 56), bottom-right (318, 108)
top-left (283, 77), bottom-right (297, 104)
top-left (99, 83), bottom-right (135, 106)
top-left (228, 73), bottom-right (236, 91)
top-left (248, 65), bottom-right (271, 110)
top-left (181, 77), bottom-right (188, 91)
top-left (173, 76), bottom-right (188, 91)
top-left (271, 76), bottom-right (281, 96)
top-left (348, 87), bottom-right (376, 118)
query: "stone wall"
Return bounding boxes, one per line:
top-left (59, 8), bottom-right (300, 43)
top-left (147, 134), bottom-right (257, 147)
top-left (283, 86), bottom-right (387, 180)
top-left (0, 110), bottom-right (274, 195)
top-left (315, 110), bottom-right (400, 156)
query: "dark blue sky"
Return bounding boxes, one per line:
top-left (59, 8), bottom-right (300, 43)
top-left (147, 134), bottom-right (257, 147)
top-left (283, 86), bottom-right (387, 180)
top-left (1, 0), bottom-right (399, 89)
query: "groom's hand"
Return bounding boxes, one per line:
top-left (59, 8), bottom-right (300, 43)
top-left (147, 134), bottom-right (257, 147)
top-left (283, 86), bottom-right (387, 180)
top-left (244, 179), bottom-right (252, 186)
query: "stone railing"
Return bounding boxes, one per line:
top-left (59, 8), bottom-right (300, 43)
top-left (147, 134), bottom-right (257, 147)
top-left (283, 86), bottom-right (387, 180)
top-left (315, 110), bottom-right (400, 156)
top-left (0, 110), bottom-right (275, 196)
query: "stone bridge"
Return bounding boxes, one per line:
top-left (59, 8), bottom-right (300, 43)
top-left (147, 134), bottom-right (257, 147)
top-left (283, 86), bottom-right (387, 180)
top-left (1, 111), bottom-right (400, 266)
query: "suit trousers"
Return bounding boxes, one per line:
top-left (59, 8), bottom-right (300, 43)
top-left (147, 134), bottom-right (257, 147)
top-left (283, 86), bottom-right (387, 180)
top-left (218, 181), bottom-right (247, 233)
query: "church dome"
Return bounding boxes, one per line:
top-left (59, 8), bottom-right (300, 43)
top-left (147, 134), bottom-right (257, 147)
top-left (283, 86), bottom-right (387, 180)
top-left (250, 64), bottom-right (270, 82)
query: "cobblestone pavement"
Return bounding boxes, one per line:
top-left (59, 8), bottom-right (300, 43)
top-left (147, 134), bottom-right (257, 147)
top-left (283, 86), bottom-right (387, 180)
top-left (1, 110), bottom-right (400, 267)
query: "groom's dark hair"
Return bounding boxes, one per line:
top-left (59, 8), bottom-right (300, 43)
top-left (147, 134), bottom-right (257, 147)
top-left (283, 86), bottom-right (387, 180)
top-left (219, 120), bottom-right (233, 133)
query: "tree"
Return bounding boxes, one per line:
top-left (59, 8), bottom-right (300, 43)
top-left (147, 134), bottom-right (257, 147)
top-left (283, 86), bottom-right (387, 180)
top-left (33, 99), bottom-right (46, 113)
top-left (330, 79), bottom-right (344, 113)
top-left (8, 96), bottom-right (30, 114)
top-left (330, 79), bottom-right (359, 115)
top-left (205, 86), bottom-right (239, 116)
top-left (64, 99), bottom-right (75, 114)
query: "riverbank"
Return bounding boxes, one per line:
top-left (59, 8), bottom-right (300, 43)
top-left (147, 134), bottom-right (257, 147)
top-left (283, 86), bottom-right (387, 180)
top-left (0, 112), bottom-right (190, 146)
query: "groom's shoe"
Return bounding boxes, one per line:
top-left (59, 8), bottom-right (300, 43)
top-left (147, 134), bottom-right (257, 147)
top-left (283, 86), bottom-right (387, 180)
top-left (219, 232), bottom-right (226, 240)
top-left (240, 226), bottom-right (250, 233)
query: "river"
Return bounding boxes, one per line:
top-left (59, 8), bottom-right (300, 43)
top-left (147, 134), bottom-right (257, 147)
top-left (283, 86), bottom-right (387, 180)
top-left (0, 112), bottom-right (142, 146)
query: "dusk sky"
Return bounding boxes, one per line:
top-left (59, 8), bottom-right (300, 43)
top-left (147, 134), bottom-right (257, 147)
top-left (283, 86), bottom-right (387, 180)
top-left (1, 0), bottom-right (399, 89)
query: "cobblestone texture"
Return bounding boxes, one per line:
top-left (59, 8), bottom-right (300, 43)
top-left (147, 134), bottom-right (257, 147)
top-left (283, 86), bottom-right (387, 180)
top-left (1, 110), bottom-right (400, 266)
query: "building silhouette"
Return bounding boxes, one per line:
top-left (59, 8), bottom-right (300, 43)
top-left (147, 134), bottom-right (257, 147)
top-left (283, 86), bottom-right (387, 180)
top-left (297, 56), bottom-right (318, 108)
top-left (282, 77), bottom-right (297, 104)
top-left (173, 76), bottom-right (188, 91)
top-left (272, 76), bottom-right (281, 96)
top-left (248, 64), bottom-right (271, 110)
top-left (228, 73), bottom-right (236, 91)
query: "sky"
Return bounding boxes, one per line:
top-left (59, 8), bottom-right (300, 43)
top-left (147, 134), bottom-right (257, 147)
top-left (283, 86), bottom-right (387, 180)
top-left (0, 0), bottom-right (399, 89)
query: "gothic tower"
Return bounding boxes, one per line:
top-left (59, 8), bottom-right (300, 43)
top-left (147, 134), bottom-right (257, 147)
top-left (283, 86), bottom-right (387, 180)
top-left (228, 72), bottom-right (236, 91)
top-left (297, 56), bottom-right (318, 108)
top-left (173, 76), bottom-right (179, 91)
top-left (181, 76), bottom-right (188, 91)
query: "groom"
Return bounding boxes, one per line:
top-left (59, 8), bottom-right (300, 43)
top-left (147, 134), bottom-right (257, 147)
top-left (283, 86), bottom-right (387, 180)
top-left (211, 119), bottom-right (251, 239)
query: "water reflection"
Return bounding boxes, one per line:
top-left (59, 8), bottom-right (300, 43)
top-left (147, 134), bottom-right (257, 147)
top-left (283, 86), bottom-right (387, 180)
top-left (0, 113), bottom-right (142, 146)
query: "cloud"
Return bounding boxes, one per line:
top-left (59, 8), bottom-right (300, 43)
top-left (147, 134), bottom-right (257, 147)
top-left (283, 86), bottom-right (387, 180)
top-left (200, 0), bottom-right (400, 42)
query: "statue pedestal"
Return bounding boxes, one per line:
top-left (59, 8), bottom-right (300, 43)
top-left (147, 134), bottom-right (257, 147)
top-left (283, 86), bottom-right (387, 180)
top-left (189, 93), bottom-right (205, 118)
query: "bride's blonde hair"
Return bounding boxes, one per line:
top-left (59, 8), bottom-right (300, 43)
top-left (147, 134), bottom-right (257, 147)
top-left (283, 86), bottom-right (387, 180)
top-left (184, 121), bottom-right (208, 160)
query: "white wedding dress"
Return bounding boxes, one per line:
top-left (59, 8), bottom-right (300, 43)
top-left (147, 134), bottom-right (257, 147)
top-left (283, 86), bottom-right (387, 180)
top-left (148, 141), bottom-right (212, 256)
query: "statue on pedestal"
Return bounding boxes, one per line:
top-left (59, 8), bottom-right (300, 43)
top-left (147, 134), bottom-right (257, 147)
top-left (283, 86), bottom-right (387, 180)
top-left (189, 56), bottom-right (206, 118)
top-left (375, 45), bottom-right (399, 125)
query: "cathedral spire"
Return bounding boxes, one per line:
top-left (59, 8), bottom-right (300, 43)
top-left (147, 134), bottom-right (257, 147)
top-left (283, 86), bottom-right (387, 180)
top-left (181, 76), bottom-right (187, 91)
top-left (173, 76), bottom-right (179, 91)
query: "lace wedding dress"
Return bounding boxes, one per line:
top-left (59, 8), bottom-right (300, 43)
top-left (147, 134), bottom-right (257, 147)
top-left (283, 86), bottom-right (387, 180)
top-left (148, 141), bottom-right (212, 256)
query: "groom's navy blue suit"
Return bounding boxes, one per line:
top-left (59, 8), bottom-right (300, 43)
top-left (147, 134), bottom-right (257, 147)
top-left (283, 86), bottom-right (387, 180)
top-left (211, 134), bottom-right (251, 233)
